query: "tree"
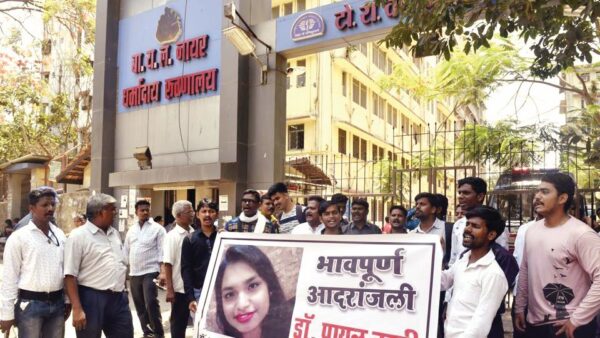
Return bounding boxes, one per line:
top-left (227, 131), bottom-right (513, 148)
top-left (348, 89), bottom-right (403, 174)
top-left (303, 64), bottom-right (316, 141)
top-left (375, 0), bottom-right (600, 79)
top-left (381, 40), bottom-right (600, 172)
top-left (0, 0), bottom-right (95, 163)
top-left (0, 73), bottom-right (79, 162)
top-left (0, 0), bottom-right (95, 43)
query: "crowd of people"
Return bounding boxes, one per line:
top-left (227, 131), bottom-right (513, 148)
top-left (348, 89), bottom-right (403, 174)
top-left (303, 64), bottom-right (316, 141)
top-left (0, 172), bottom-right (599, 338)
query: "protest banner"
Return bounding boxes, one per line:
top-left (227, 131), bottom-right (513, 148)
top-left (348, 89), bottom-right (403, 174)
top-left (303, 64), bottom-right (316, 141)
top-left (194, 233), bottom-right (442, 338)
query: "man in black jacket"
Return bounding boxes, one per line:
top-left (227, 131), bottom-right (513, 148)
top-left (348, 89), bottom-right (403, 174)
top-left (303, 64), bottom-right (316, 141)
top-left (181, 199), bottom-right (218, 314)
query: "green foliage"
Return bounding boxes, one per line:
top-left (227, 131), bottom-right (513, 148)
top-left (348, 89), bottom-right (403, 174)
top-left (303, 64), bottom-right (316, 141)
top-left (0, 74), bottom-right (79, 163)
top-left (380, 40), bottom-right (527, 108)
top-left (375, 0), bottom-right (600, 79)
top-left (0, 0), bottom-right (95, 163)
top-left (456, 121), bottom-right (540, 168)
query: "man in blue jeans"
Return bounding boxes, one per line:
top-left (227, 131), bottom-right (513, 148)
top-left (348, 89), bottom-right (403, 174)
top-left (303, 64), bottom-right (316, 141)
top-left (64, 193), bottom-right (133, 337)
top-left (0, 187), bottom-right (70, 337)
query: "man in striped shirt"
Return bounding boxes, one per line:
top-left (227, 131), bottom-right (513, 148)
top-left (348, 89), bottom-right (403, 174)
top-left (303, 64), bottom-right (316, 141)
top-left (268, 182), bottom-right (305, 233)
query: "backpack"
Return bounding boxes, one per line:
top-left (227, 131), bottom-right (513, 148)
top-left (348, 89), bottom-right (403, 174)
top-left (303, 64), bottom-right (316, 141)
top-left (296, 204), bottom-right (306, 224)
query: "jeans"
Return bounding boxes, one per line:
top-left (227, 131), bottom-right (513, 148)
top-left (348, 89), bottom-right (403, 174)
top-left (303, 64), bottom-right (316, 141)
top-left (15, 298), bottom-right (64, 338)
top-left (76, 286), bottom-right (133, 338)
top-left (130, 272), bottom-right (163, 337)
top-left (524, 319), bottom-right (597, 338)
top-left (170, 292), bottom-right (190, 338)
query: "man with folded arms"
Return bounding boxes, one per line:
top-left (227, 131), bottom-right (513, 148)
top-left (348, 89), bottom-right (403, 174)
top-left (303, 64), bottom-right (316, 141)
top-left (0, 187), bottom-right (69, 337)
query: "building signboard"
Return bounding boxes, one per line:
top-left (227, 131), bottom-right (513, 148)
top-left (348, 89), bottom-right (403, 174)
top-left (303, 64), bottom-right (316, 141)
top-left (276, 0), bottom-right (400, 55)
top-left (117, 0), bottom-right (221, 113)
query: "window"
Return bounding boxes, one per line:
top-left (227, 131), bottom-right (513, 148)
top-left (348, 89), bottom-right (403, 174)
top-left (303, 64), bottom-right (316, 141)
top-left (387, 151), bottom-right (393, 160)
top-left (402, 115), bottom-right (409, 134)
top-left (372, 145), bottom-right (378, 161)
top-left (272, 6), bottom-right (280, 19)
top-left (284, 2), bottom-right (293, 15)
top-left (387, 104), bottom-right (393, 125)
top-left (357, 43), bottom-right (367, 56)
top-left (342, 72), bottom-right (347, 96)
top-left (379, 147), bottom-right (384, 161)
top-left (360, 139), bottom-right (367, 161)
top-left (296, 59), bottom-right (306, 87)
top-left (297, 0), bottom-right (306, 11)
top-left (372, 93), bottom-right (380, 118)
top-left (288, 124), bottom-right (304, 150)
top-left (386, 60), bottom-right (393, 75)
top-left (393, 108), bottom-right (398, 128)
top-left (353, 136), bottom-right (360, 159)
top-left (373, 46), bottom-right (392, 74)
top-left (413, 123), bottom-right (420, 144)
top-left (360, 83), bottom-right (367, 108)
top-left (338, 129), bottom-right (347, 154)
top-left (378, 97), bottom-right (385, 119)
top-left (352, 79), bottom-right (367, 108)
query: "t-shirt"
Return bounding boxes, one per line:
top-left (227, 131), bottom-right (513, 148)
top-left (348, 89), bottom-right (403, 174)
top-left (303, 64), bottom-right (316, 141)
top-left (515, 217), bottom-right (600, 327)
top-left (279, 205), bottom-right (305, 234)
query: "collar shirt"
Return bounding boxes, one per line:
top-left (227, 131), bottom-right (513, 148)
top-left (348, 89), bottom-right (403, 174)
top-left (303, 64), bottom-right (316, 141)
top-left (162, 224), bottom-right (193, 294)
top-left (512, 220), bottom-right (534, 295)
top-left (291, 222), bottom-right (325, 235)
top-left (64, 221), bottom-right (128, 292)
top-left (0, 221), bottom-right (66, 321)
top-left (343, 222), bottom-right (382, 235)
top-left (181, 229), bottom-right (216, 303)
top-left (124, 219), bottom-right (166, 276)
top-left (441, 250), bottom-right (508, 338)
top-left (448, 217), bottom-right (467, 267)
top-left (412, 218), bottom-right (446, 241)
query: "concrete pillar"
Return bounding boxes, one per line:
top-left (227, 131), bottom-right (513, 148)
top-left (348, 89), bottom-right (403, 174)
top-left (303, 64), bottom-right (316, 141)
top-left (90, 0), bottom-right (120, 195)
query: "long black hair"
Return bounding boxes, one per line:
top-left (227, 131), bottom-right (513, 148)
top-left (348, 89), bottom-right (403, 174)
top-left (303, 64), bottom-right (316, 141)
top-left (215, 245), bottom-right (292, 338)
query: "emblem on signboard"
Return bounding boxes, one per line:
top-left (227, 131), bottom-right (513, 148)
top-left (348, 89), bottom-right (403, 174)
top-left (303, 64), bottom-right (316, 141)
top-left (291, 12), bottom-right (325, 41)
top-left (156, 7), bottom-right (183, 44)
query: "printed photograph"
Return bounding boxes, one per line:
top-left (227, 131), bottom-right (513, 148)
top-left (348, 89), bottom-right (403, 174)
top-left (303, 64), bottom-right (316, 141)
top-left (203, 245), bottom-right (303, 338)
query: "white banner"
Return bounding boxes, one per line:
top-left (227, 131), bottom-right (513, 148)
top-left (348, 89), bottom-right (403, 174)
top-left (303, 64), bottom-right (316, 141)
top-left (194, 233), bottom-right (442, 338)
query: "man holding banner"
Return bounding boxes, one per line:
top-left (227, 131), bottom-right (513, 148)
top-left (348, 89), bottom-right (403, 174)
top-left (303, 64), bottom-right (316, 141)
top-left (441, 206), bottom-right (508, 338)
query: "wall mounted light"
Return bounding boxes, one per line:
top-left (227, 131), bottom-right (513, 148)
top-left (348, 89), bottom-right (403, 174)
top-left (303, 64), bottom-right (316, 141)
top-left (223, 2), bottom-right (272, 85)
top-left (133, 146), bottom-right (152, 170)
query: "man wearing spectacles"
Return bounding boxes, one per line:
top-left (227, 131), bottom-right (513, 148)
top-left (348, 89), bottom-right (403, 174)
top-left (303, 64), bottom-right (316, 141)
top-left (224, 189), bottom-right (275, 233)
top-left (0, 187), bottom-right (69, 337)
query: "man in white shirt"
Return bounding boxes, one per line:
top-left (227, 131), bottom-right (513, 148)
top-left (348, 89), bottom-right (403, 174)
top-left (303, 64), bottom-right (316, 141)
top-left (510, 217), bottom-right (537, 338)
top-left (412, 192), bottom-right (446, 244)
top-left (64, 193), bottom-right (133, 337)
top-left (442, 206), bottom-right (508, 338)
top-left (292, 196), bottom-right (325, 234)
top-left (124, 200), bottom-right (166, 338)
top-left (449, 177), bottom-right (508, 267)
top-left (0, 187), bottom-right (69, 337)
top-left (161, 200), bottom-right (195, 338)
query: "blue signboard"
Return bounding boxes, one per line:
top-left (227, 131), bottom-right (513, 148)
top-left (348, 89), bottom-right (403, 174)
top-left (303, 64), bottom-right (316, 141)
top-left (291, 12), bottom-right (326, 41)
top-left (276, 0), bottom-right (400, 54)
top-left (117, 0), bottom-right (221, 113)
